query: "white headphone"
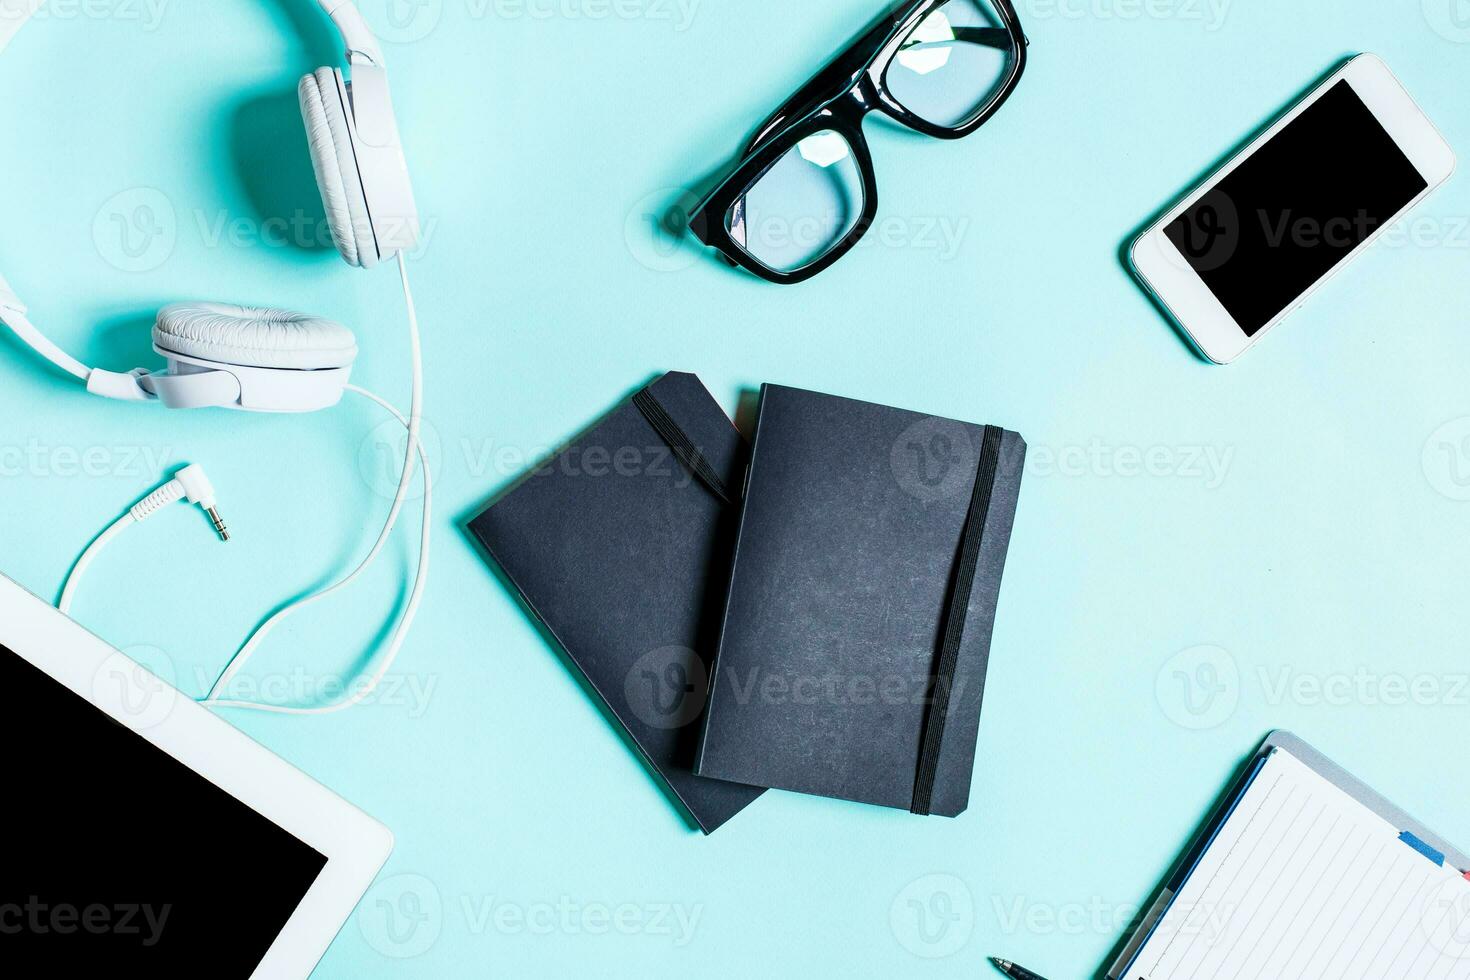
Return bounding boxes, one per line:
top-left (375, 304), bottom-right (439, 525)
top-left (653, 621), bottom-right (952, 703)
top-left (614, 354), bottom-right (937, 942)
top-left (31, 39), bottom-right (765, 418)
top-left (0, 0), bottom-right (418, 414)
top-left (1, 1), bottom-right (433, 716)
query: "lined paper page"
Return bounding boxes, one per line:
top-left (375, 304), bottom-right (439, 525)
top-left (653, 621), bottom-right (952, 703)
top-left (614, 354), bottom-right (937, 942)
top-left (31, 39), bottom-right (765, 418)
top-left (1126, 749), bottom-right (1470, 980)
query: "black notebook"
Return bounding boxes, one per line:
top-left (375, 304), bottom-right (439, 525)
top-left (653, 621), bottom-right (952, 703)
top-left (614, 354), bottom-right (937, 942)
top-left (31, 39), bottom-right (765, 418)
top-left (694, 385), bottom-right (1026, 817)
top-left (469, 372), bottom-right (763, 834)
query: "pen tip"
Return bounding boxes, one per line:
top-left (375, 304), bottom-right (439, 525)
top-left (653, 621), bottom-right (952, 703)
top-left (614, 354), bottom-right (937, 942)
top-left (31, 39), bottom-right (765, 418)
top-left (990, 958), bottom-right (1009, 969)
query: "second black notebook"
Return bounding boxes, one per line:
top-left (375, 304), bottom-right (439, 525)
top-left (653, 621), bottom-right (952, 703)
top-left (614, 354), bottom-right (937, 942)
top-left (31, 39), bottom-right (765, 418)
top-left (469, 372), bottom-right (763, 833)
top-left (695, 385), bottom-right (1026, 817)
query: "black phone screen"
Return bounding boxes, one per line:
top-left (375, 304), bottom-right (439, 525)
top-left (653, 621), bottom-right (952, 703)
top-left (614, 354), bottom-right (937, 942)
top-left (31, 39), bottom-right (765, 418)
top-left (1164, 80), bottom-right (1428, 337)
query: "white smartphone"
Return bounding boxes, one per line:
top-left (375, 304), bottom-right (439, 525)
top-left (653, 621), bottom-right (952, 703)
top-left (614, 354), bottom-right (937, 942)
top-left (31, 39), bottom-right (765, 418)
top-left (1131, 54), bottom-right (1455, 364)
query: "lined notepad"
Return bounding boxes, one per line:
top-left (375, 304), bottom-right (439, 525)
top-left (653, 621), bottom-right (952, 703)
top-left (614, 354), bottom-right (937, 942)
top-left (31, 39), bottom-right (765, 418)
top-left (1127, 748), bottom-right (1470, 980)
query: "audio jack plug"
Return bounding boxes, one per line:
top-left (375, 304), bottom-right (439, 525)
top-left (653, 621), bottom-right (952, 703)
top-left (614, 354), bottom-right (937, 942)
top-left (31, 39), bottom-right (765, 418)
top-left (58, 463), bottom-right (231, 614)
top-left (183, 470), bottom-right (230, 543)
top-left (207, 507), bottom-right (229, 542)
top-left (174, 464), bottom-right (229, 542)
top-left (136, 463), bottom-right (229, 542)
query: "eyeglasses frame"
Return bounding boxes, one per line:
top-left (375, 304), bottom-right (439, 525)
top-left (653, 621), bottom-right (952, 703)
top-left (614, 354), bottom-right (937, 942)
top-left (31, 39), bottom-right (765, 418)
top-left (688, 0), bottom-right (1028, 285)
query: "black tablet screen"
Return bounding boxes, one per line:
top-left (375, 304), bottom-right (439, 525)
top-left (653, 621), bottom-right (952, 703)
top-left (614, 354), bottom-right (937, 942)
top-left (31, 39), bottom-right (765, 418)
top-left (0, 644), bottom-right (327, 976)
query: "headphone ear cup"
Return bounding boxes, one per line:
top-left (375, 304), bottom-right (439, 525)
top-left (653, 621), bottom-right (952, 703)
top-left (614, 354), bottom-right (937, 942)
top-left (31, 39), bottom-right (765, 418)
top-left (155, 303), bottom-right (358, 370)
top-left (145, 303), bottom-right (357, 412)
top-left (298, 68), bottom-right (376, 269)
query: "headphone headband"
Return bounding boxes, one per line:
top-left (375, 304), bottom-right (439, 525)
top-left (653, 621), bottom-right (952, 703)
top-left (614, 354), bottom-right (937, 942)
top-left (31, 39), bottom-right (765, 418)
top-left (0, 271), bottom-right (88, 382)
top-left (316, 0), bottom-right (384, 65)
top-left (0, 0), bottom-right (394, 400)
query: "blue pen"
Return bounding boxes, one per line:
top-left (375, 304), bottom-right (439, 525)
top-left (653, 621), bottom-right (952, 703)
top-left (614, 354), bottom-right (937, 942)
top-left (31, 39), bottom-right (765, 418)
top-left (990, 956), bottom-right (1051, 980)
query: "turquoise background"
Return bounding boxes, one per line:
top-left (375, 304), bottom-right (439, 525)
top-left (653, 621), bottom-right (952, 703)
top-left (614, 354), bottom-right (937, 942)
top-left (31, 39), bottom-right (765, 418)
top-left (3, 0), bottom-right (1470, 976)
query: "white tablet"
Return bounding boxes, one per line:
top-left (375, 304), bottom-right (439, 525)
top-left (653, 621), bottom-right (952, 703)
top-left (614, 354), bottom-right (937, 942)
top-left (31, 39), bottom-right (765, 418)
top-left (0, 573), bottom-right (393, 978)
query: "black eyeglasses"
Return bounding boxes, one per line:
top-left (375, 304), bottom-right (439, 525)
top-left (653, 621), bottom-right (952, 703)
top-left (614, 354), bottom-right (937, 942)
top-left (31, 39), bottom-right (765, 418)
top-left (688, 0), bottom-right (1026, 285)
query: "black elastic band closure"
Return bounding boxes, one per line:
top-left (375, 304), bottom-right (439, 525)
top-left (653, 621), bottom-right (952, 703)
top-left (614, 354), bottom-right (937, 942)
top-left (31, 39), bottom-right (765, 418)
top-left (911, 425), bottom-right (1004, 816)
top-left (633, 387), bottom-right (734, 505)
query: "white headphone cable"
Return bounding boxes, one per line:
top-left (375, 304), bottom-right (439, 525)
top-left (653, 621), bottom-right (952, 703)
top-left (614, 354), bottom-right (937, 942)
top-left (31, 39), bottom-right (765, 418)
top-left (57, 463), bottom-right (228, 614)
top-left (58, 516), bottom-right (132, 614)
top-left (200, 251), bottom-right (427, 714)
top-left (199, 382), bottom-right (430, 714)
top-left (57, 252), bottom-right (429, 715)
